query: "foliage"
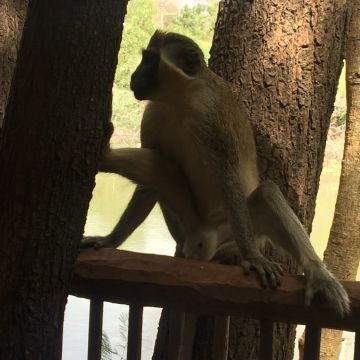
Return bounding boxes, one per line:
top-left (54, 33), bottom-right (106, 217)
top-left (165, 1), bottom-right (219, 59)
top-left (112, 84), bottom-right (146, 129)
top-left (118, 311), bottom-right (129, 360)
top-left (101, 332), bottom-right (118, 360)
top-left (114, 0), bottom-right (159, 89)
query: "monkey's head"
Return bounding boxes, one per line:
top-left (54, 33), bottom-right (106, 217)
top-left (130, 31), bottom-right (206, 101)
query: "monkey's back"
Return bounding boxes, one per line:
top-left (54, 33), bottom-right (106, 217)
top-left (140, 73), bottom-right (259, 227)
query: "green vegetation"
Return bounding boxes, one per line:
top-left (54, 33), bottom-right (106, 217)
top-left (111, 0), bottom-right (218, 132)
top-left (166, 2), bottom-right (218, 59)
top-left (101, 332), bottom-right (117, 359)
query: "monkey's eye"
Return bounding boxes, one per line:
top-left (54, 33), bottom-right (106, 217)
top-left (183, 49), bottom-right (201, 75)
top-left (197, 243), bottom-right (203, 249)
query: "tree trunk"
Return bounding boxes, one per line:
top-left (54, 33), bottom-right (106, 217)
top-left (153, 1), bottom-right (348, 359)
top-left (0, 0), bottom-right (127, 359)
top-left (320, 2), bottom-right (360, 358)
top-left (207, 1), bottom-right (347, 359)
top-left (0, 0), bottom-right (28, 128)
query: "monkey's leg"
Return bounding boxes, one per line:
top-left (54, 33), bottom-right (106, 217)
top-left (81, 185), bottom-right (157, 249)
top-left (247, 180), bottom-right (350, 316)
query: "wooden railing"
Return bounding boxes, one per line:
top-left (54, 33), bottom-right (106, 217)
top-left (70, 249), bottom-right (360, 360)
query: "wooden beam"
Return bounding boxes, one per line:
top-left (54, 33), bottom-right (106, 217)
top-left (71, 249), bottom-right (360, 331)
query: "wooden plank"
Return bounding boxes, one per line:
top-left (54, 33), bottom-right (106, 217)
top-left (71, 249), bottom-right (360, 331)
top-left (303, 325), bottom-right (321, 360)
top-left (212, 316), bottom-right (230, 360)
top-left (354, 330), bottom-right (360, 360)
top-left (127, 305), bottom-right (143, 360)
top-left (259, 320), bottom-right (273, 360)
top-left (88, 299), bottom-right (103, 360)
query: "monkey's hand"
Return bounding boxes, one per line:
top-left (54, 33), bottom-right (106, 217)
top-left (305, 264), bottom-right (350, 317)
top-left (240, 253), bottom-right (283, 289)
top-left (80, 235), bottom-right (116, 250)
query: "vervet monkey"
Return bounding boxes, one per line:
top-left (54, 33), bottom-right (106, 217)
top-left (82, 31), bottom-right (350, 316)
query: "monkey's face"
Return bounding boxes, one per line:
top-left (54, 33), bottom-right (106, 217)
top-left (130, 31), bottom-right (206, 101)
top-left (130, 49), bottom-right (160, 101)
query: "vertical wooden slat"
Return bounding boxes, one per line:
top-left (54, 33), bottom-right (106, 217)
top-left (212, 316), bottom-right (230, 360)
top-left (354, 331), bottom-right (360, 360)
top-left (88, 299), bottom-right (103, 360)
top-left (259, 320), bottom-right (273, 360)
top-left (127, 304), bottom-right (143, 360)
top-left (303, 325), bottom-right (321, 360)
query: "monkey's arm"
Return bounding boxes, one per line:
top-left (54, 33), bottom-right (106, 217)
top-left (209, 159), bottom-right (282, 288)
top-left (83, 147), bottom-right (208, 250)
top-left (81, 185), bottom-right (157, 249)
top-left (99, 147), bottom-right (207, 240)
top-left (248, 180), bottom-right (350, 316)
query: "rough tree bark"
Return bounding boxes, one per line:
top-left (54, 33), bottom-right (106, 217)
top-left (153, 1), bottom-right (348, 359)
top-left (205, 1), bottom-right (349, 359)
top-left (0, 0), bottom-right (28, 128)
top-left (0, 0), bottom-right (127, 359)
top-left (206, 1), bottom-right (349, 359)
top-left (320, 2), bottom-right (360, 358)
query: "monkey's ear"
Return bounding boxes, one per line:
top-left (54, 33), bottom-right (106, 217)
top-left (130, 48), bottom-right (160, 100)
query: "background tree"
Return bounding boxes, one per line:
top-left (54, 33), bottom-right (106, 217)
top-left (320, 1), bottom-right (360, 358)
top-left (207, 0), bottom-right (349, 359)
top-left (0, 0), bottom-right (28, 128)
top-left (0, 0), bottom-right (127, 358)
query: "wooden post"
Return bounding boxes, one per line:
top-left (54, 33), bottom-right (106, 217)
top-left (259, 320), bottom-right (274, 360)
top-left (303, 325), bottom-right (321, 360)
top-left (212, 316), bottom-right (230, 360)
top-left (88, 299), bottom-right (103, 360)
top-left (127, 304), bottom-right (143, 360)
top-left (354, 330), bottom-right (360, 360)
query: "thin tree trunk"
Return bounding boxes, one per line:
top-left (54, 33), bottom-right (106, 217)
top-left (0, 0), bottom-right (28, 128)
top-left (0, 0), bottom-right (127, 358)
top-left (320, 2), bottom-right (360, 358)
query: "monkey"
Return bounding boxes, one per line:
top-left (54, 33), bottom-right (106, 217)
top-left (82, 31), bottom-right (350, 316)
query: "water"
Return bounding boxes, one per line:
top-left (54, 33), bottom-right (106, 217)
top-left (63, 171), bottom-right (356, 359)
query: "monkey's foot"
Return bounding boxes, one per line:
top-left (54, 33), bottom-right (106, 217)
top-left (305, 268), bottom-right (350, 317)
top-left (80, 236), bottom-right (115, 250)
top-left (241, 255), bottom-right (283, 289)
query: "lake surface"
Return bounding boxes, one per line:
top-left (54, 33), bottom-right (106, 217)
top-left (62, 171), bottom-right (356, 359)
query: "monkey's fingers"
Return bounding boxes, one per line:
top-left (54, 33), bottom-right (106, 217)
top-left (80, 236), bottom-right (114, 250)
top-left (241, 257), bottom-right (282, 289)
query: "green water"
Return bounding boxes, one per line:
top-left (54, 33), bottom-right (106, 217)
top-left (84, 173), bottom-right (175, 256)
